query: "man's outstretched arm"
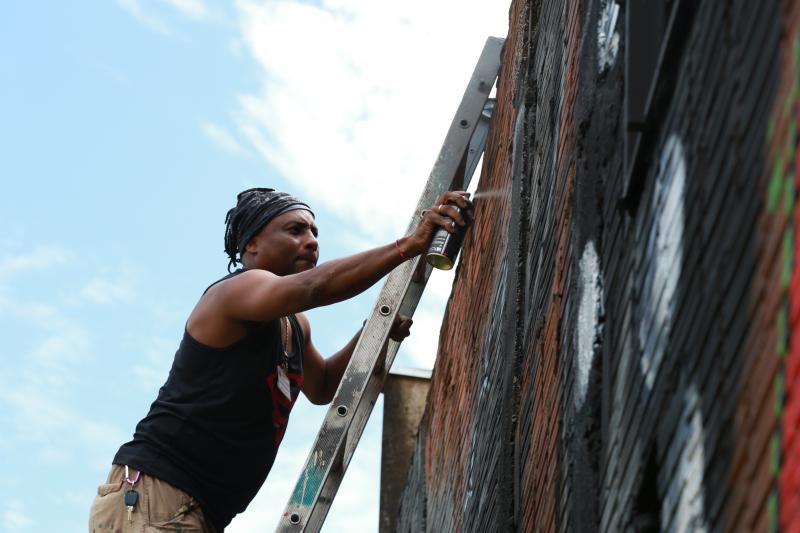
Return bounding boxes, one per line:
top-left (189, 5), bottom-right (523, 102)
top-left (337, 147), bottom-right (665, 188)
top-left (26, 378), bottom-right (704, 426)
top-left (216, 190), bottom-right (472, 324)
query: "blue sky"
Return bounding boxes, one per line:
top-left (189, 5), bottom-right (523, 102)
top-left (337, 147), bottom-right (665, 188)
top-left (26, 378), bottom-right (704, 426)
top-left (0, 1), bottom-right (507, 531)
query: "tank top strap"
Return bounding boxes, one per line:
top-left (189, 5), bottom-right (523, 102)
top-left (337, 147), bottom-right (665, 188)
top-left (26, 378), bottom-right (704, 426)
top-left (286, 314), bottom-right (304, 373)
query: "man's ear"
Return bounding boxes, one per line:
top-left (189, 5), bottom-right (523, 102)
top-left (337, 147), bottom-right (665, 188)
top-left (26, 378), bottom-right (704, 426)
top-left (245, 238), bottom-right (258, 254)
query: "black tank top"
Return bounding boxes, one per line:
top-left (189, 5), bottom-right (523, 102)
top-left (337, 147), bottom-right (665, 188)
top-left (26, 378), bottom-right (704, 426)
top-left (114, 270), bottom-right (305, 532)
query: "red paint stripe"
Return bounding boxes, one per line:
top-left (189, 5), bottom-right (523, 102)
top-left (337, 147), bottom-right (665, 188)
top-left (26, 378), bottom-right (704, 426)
top-left (789, 335), bottom-right (800, 385)
top-left (784, 390), bottom-right (800, 450)
top-left (786, 98), bottom-right (800, 529)
top-left (783, 489), bottom-right (800, 532)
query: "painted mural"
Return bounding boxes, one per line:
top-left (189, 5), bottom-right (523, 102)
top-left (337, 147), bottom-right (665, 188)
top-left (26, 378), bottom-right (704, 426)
top-left (392, 1), bottom-right (800, 532)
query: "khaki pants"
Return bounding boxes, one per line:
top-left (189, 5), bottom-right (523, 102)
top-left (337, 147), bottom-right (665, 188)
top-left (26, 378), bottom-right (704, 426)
top-left (89, 464), bottom-right (215, 532)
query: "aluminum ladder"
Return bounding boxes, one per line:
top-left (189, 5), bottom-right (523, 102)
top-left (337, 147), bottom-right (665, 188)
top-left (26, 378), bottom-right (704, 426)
top-left (276, 36), bottom-right (504, 532)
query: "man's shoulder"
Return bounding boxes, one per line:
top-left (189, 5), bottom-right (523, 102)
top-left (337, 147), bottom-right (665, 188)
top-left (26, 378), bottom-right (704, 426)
top-left (208, 269), bottom-right (274, 294)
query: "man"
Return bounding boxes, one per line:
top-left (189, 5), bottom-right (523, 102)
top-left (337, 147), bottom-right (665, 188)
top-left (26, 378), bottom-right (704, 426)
top-left (89, 187), bottom-right (472, 532)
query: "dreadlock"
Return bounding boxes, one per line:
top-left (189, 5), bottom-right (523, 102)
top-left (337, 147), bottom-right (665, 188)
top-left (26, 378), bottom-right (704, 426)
top-left (224, 188), bottom-right (313, 272)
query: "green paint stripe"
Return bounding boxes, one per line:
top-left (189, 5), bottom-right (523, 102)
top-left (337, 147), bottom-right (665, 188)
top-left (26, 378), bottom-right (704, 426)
top-left (768, 488), bottom-right (779, 533)
top-left (289, 463), bottom-right (324, 506)
top-left (782, 228), bottom-right (794, 289)
top-left (784, 172), bottom-right (796, 216)
top-left (769, 154), bottom-right (785, 214)
top-left (778, 306), bottom-right (788, 357)
top-left (775, 372), bottom-right (785, 417)
top-left (771, 433), bottom-right (781, 476)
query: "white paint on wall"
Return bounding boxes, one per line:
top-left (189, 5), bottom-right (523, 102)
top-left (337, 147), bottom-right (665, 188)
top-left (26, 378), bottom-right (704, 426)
top-left (597, 0), bottom-right (620, 72)
top-left (640, 134), bottom-right (686, 390)
top-left (575, 240), bottom-right (602, 410)
top-left (662, 383), bottom-right (708, 533)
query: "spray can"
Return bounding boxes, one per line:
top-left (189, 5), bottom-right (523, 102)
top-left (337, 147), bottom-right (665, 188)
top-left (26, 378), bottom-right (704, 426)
top-left (426, 202), bottom-right (469, 270)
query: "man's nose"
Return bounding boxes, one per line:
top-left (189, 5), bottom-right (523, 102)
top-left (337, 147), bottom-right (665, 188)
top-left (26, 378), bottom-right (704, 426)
top-left (304, 233), bottom-right (319, 251)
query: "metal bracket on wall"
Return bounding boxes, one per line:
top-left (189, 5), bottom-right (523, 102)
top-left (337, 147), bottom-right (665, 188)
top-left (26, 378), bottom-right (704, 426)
top-left (275, 36), bottom-right (504, 533)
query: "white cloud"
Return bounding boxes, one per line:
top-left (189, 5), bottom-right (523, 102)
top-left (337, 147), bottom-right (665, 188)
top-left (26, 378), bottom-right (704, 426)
top-left (323, 433), bottom-right (381, 532)
top-left (30, 324), bottom-right (92, 370)
top-left (227, 445), bottom-right (310, 532)
top-left (80, 276), bottom-right (135, 305)
top-left (0, 255), bottom-right (130, 475)
top-left (200, 120), bottom-right (249, 156)
top-left (117, 0), bottom-right (216, 36)
top-left (232, 0), bottom-right (508, 242)
top-left (133, 363), bottom-right (168, 391)
top-left (2, 500), bottom-right (33, 532)
top-left (0, 382), bottom-right (127, 471)
top-left (400, 306), bottom-right (446, 369)
top-left (116, 0), bottom-right (172, 35)
top-left (425, 268), bottom-right (457, 303)
top-left (336, 228), bottom-right (384, 254)
top-left (385, 267), bottom-right (457, 370)
top-left (0, 294), bottom-right (58, 320)
top-left (39, 445), bottom-right (71, 465)
top-left (162, 0), bottom-right (209, 20)
top-left (0, 247), bottom-right (89, 389)
top-left (1, 308), bottom-right (92, 392)
top-left (0, 246), bottom-right (69, 280)
top-left (132, 335), bottom-right (177, 391)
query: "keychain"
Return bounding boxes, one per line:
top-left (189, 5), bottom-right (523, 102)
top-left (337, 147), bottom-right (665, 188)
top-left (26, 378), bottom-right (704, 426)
top-left (124, 465), bottom-right (140, 523)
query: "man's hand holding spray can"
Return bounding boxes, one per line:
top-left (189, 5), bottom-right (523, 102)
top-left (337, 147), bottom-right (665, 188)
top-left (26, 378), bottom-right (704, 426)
top-left (426, 192), bottom-right (475, 270)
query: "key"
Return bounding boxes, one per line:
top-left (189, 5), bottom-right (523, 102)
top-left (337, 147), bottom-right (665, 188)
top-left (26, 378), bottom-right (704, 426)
top-left (124, 489), bottom-right (139, 522)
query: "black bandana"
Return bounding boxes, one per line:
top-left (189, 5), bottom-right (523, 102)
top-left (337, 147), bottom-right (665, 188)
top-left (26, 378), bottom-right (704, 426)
top-left (224, 188), bottom-right (313, 271)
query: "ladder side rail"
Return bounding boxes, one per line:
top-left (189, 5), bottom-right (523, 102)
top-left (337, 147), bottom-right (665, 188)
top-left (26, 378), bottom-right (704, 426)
top-left (339, 104), bottom-right (493, 487)
top-left (464, 101), bottom-right (494, 181)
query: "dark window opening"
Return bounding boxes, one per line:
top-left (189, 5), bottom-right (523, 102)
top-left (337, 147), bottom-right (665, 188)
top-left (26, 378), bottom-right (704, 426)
top-left (623, 0), bottom-right (697, 208)
top-left (631, 446), bottom-right (662, 532)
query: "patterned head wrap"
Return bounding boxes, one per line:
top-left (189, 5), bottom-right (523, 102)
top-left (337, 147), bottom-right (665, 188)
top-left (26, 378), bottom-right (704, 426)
top-left (224, 188), bottom-right (314, 272)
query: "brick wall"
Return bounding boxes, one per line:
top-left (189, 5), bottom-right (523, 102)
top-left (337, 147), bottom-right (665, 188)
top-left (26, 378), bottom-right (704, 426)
top-left (395, 0), bottom-right (800, 531)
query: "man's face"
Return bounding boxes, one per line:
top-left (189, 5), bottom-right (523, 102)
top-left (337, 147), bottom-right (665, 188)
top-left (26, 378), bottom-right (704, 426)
top-left (245, 209), bottom-right (319, 275)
